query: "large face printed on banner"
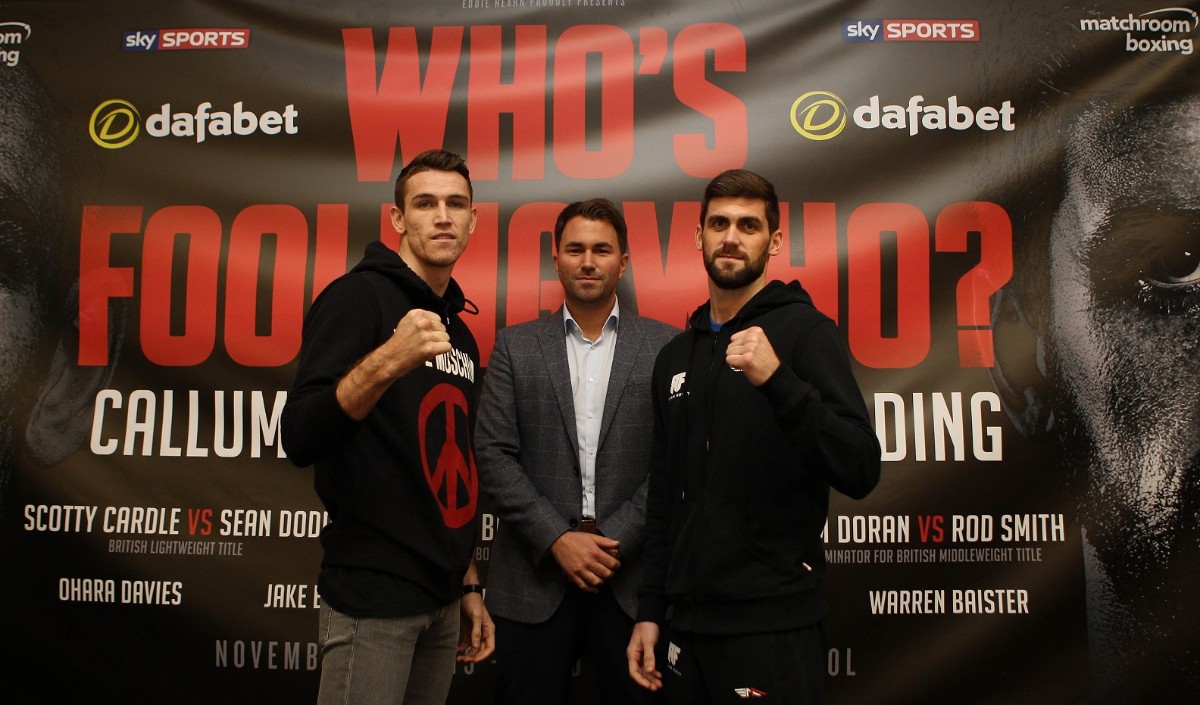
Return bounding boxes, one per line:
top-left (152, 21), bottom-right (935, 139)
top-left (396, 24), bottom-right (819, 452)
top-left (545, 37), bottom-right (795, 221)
top-left (697, 197), bottom-right (783, 290)
top-left (1045, 95), bottom-right (1200, 681)
top-left (0, 67), bottom-right (62, 492)
top-left (554, 216), bottom-right (628, 308)
top-left (0, 66), bottom-right (118, 508)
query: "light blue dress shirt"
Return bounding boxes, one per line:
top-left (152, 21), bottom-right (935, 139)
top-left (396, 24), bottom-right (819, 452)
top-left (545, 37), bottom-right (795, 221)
top-left (563, 301), bottom-right (620, 520)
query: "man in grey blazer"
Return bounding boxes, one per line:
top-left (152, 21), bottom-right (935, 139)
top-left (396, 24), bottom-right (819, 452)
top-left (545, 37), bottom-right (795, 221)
top-left (475, 198), bottom-right (677, 705)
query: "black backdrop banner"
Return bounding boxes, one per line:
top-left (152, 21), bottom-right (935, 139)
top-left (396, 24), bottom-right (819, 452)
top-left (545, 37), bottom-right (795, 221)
top-left (1, 1), bottom-right (1198, 703)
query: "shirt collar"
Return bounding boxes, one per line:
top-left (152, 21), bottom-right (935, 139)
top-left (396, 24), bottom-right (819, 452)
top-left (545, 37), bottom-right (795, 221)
top-left (563, 299), bottom-right (620, 338)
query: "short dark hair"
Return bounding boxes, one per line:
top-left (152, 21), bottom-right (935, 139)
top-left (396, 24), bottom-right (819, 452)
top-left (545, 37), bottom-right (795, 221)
top-left (394, 149), bottom-right (472, 208)
top-left (700, 169), bottom-right (780, 234)
top-left (553, 198), bottom-right (629, 254)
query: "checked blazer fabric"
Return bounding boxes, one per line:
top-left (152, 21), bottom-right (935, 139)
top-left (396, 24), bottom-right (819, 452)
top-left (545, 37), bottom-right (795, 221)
top-left (475, 307), bottom-right (679, 623)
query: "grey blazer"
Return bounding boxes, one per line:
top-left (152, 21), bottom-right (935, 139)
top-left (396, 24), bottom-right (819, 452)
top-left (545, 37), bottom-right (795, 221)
top-left (474, 306), bottom-right (678, 622)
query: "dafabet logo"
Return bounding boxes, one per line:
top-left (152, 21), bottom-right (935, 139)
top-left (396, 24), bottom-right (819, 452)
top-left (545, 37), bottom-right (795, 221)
top-left (790, 92), bottom-right (1014, 141)
top-left (89, 100), bottom-right (299, 149)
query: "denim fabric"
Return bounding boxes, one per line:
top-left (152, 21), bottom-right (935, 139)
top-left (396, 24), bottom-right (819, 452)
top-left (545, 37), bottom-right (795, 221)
top-left (317, 601), bottom-right (460, 705)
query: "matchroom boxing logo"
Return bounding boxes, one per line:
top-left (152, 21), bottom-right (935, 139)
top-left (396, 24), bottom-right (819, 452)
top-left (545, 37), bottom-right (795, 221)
top-left (790, 91), bottom-right (1015, 141)
top-left (88, 98), bottom-right (299, 149)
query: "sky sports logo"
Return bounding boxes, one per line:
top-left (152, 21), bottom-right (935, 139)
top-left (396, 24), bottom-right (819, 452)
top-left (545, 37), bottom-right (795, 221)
top-left (122, 28), bottom-right (250, 51)
top-left (843, 19), bottom-right (978, 42)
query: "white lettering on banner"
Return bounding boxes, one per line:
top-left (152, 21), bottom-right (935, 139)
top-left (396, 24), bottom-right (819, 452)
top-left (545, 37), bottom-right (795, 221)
top-left (145, 101), bottom-right (298, 143)
top-left (823, 515), bottom-right (1065, 550)
top-left (277, 510), bottom-right (328, 538)
top-left (834, 515), bottom-right (911, 543)
top-left (868, 589), bottom-right (1031, 614)
top-left (23, 504), bottom-right (99, 532)
top-left (121, 579), bottom-right (184, 605)
top-left (89, 389), bottom-right (287, 458)
top-left (873, 391), bottom-right (1003, 462)
top-left (58, 578), bottom-right (117, 602)
top-left (826, 648), bottom-right (857, 677)
top-left (214, 640), bottom-right (320, 671)
top-left (220, 509), bottom-right (272, 537)
top-left (852, 95), bottom-right (1015, 136)
top-left (262, 583), bottom-right (321, 608)
top-left (1078, 8), bottom-right (1197, 55)
top-left (102, 506), bottom-right (182, 535)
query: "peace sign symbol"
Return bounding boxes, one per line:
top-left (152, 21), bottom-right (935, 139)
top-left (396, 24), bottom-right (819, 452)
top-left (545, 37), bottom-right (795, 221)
top-left (418, 383), bottom-right (478, 528)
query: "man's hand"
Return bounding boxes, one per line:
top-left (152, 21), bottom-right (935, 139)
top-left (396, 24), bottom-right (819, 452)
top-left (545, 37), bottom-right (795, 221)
top-left (626, 621), bottom-right (663, 691)
top-left (337, 309), bottom-right (451, 420)
top-left (382, 309), bottom-right (453, 378)
top-left (549, 531), bottom-right (621, 593)
top-left (456, 592), bottom-right (495, 664)
top-left (725, 325), bottom-right (780, 387)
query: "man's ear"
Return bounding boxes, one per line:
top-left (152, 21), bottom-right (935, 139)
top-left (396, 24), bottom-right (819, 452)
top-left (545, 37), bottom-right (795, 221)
top-left (988, 286), bottom-right (1054, 439)
top-left (25, 283), bottom-right (125, 466)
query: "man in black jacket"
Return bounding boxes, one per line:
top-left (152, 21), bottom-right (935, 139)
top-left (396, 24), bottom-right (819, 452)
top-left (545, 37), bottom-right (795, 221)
top-left (282, 149), bottom-right (494, 704)
top-left (627, 169), bottom-right (880, 704)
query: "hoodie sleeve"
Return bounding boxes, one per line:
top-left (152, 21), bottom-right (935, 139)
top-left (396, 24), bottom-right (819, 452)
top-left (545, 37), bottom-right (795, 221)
top-left (280, 276), bottom-right (378, 468)
top-left (757, 317), bottom-right (881, 499)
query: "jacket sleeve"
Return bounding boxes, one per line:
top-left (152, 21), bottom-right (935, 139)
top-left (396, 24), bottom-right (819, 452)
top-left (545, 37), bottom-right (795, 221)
top-left (635, 348), bottom-right (672, 624)
top-left (474, 329), bottom-right (571, 563)
top-left (758, 318), bottom-right (881, 499)
top-left (280, 277), bottom-right (376, 468)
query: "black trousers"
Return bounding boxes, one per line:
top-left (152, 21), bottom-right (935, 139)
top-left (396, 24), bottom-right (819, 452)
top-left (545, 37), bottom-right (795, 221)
top-left (493, 585), bottom-right (665, 705)
top-left (663, 624), bottom-right (826, 705)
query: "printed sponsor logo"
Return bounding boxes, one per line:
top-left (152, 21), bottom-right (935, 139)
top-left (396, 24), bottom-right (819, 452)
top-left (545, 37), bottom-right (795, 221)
top-left (88, 99), bottom-right (299, 148)
top-left (122, 28), bottom-right (250, 52)
top-left (790, 91), bottom-right (848, 141)
top-left (1077, 7), bottom-right (1196, 56)
top-left (843, 19), bottom-right (979, 42)
top-left (0, 21), bottom-right (31, 67)
top-left (791, 91), bottom-right (1015, 141)
top-left (669, 371), bottom-right (687, 398)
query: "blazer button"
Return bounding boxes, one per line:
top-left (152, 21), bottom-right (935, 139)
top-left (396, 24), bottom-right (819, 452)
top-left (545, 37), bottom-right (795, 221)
top-left (568, 518), bottom-right (579, 528)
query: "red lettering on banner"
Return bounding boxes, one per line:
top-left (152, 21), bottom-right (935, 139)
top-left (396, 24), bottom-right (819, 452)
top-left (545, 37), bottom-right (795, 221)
top-left (313, 204), bottom-right (350, 300)
top-left (467, 25), bottom-right (547, 180)
top-left (141, 206), bottom-right (222, 366)
top-left (673, 23), bottom-right (748, 177)
top-left (847, 203), bottom-right (931, 369)
top-left (553, 24), bottom-right (635, 179)
top-left (917, 514), bottom-right (945, 543)
top-left (624, 201), bottom-right (708, 329)
top-left (187, 508), bottom-right (213, 536)
top-left (224, 205), bottom-right (308, 367)
top-left (934, 202), bottom-right (1012, 367)
top-left (79, 204), bottom-right (343, 367)
top-left (770, 202), bottom-right (840, 324)
top-left (505, 202), bottom-right (566, 325)
top-left (79, 206), bottom-right (140, 366)
top-left (343, 23), bottom-right (749, 182)
top-left (343, 26), bottom-right (462, 181)
top-left (78, 200), bottom-right (1010, 371)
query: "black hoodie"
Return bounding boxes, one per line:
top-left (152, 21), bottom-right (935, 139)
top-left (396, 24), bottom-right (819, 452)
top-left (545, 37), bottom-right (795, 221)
top-left (636, 280), bottom-right (880, 634)
top-left (282, 241), bottom-right (480, 617)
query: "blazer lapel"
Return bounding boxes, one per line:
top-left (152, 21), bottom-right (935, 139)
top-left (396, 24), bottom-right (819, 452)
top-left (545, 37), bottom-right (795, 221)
top-left (598, 313), bottom-right (641, 450)
top-left (539, 310), bottom-right (579, 465)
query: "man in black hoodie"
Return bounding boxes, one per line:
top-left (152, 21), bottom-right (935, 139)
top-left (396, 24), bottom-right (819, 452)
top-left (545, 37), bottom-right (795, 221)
top-left (627, 169), bottom-right (880, 704)
top-left (282, 149), bottom-right (494, 705)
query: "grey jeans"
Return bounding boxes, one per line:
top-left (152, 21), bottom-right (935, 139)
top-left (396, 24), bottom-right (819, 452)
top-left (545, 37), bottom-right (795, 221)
top-left (317, 601), bottom-right (461, 705)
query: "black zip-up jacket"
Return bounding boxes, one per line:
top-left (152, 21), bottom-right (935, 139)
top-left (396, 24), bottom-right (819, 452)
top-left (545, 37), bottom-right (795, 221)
top-left (636, 280), bottom-right (880, 634)
top-left (281, 241), bottom-right (480, 617)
